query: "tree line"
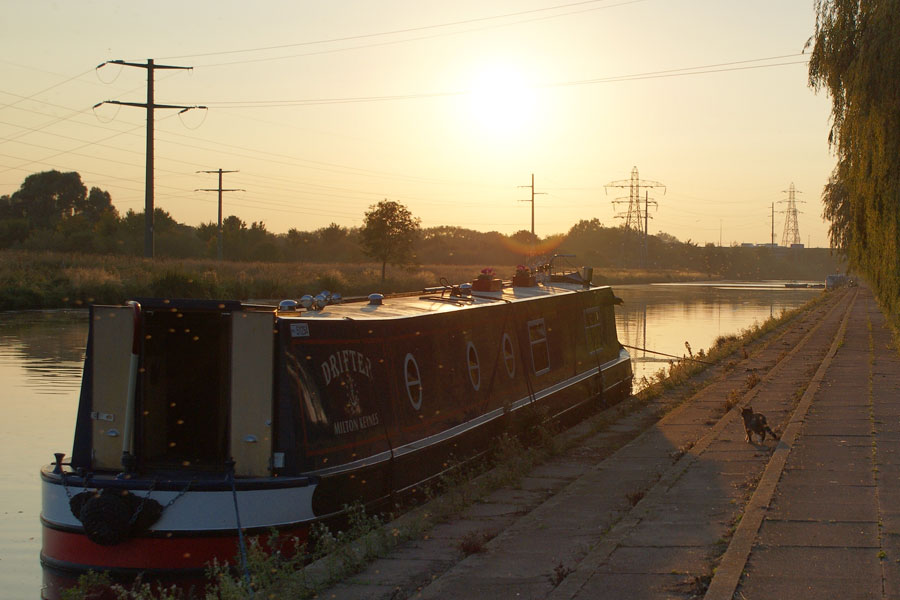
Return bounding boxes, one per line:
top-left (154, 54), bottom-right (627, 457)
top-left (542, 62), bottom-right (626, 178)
top-left (1, 170), bottom-right (841, 281)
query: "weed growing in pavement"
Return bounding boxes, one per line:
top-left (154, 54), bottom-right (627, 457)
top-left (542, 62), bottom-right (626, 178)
top-left (626, 489), bottom-right (646, 506)
top-left (550, 562), bottom-right (575, 586)
top-left (723, 389), bottom-right (742, 414)
top-left (457, 529), bottom-right (498, 556)
top-left (745, 371), bottom-right (761, 389)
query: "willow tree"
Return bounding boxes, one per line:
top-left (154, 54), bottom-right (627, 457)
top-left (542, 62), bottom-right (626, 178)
top-left (360, 199), bottom-right (421, 282)
top-left (808, 0), bottom-right (900, 318)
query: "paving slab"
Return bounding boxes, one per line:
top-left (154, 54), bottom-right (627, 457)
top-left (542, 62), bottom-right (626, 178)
top-left (736, 574), bottom-right (881, 600)
top-left (588, 571), bottom-right (709, 599)
top-left (757, 519), bottom-right (880, 547)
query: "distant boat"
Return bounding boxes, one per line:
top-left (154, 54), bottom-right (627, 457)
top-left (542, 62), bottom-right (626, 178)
top-left (785, 281), bottom-right (809, 288)
top-left (40, 260), bottom-right (632, 597)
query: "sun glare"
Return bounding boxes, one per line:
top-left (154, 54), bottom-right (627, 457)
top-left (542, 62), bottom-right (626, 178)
top-left (465, 64), bottom-right (538, 137)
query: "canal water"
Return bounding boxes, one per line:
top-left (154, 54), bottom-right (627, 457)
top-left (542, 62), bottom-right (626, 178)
top-left (0, 281), bottom-right (822, 598)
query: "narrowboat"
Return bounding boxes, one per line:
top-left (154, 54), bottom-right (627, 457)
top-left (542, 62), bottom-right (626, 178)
top-left (40, 261), bottom-right (632, 596)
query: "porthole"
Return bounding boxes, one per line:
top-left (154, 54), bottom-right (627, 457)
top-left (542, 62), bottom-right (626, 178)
top-left (466, 342), bottom-right (480, 390)
top-left (502, 333), bottom-right (515, 378)
top-left (404, 353), bottom-right (422, 410)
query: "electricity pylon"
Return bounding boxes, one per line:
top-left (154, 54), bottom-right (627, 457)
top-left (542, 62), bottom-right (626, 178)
top-left (95, 59), bottom-right (205, 258)
top-left (779, 182), bottom-right (803, 246)
top-left (605, 166), bottom-right (666, 265)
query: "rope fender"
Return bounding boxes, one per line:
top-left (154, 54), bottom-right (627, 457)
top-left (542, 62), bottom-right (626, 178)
top-left (69, 488), bottom-right (163, 546)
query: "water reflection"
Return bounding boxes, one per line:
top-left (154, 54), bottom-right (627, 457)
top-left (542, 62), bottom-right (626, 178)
top-left (0, 310), bottom-right (87, 599)
top-left (0, 310), bottom-right (87, 394)
top-left (615, 282), bottom-right (821, 388)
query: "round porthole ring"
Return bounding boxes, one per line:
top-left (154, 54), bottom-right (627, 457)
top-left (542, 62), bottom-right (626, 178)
top-left (466, 341), bottom-right (481, 391)
top-left (502, 333), bottom-right (515, 378)
top-left (404, 352), bottom-right (422, 410)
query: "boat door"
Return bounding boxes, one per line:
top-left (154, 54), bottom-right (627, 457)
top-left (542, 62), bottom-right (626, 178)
top-left (89, 306), bottom-right (138, 471)
top-left (230, 310), bottom-right (275, 476)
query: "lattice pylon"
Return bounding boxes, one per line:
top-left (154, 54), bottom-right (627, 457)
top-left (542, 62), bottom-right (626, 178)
top-left (780, 182), bottom-right (803, 246)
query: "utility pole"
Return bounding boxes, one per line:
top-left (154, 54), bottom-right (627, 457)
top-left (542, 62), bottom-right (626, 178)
top-left (95, 59), bottom-right (204, 258)
top-left (779, 182), bottom-right (804, 247)
top-left (518, 173), bottom-right (546, 238)
top-left (771, 203), bottom-right (775, 246)
top-left (197, 169), bottom-right (243, 260)
top-left (606, 166), bottom-right (665, 266)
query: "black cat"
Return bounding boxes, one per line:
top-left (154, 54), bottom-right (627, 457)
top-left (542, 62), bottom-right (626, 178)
top-left (741, 406), bottom-right (777, 443)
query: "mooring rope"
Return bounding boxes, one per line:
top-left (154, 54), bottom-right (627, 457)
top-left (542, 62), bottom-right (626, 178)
top-left (227, 459), bottom-right (253, 593)
top-left (621, 344), bottom-right (715, 365)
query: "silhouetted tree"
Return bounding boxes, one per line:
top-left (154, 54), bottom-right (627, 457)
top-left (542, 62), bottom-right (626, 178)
top-left (361, 200), bottom-right (421, 282)
top-left (10, 170), bottom-right (86, 230)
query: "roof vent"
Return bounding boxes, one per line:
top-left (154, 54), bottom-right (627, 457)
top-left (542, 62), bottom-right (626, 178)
top-left (279, 299), bottom-right (298, 311)
top-left (368, 293), bottom-right (384, 306)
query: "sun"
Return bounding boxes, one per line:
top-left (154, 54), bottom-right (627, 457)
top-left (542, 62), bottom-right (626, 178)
top-left (465, 64), bottom-right (538, 137)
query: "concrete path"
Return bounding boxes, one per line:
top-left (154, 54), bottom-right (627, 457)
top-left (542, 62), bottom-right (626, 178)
top-left (706, 285), bottom-right (900, 600)
top-left (314, 284), bottom-right (899, 600)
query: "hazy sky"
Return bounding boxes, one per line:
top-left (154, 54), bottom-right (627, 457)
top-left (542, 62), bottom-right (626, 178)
top-left (1, 0), bottom-right (835, 247)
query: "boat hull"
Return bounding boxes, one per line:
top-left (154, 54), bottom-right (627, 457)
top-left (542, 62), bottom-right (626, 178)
top-left (41, 283), bottom-right (632, 596)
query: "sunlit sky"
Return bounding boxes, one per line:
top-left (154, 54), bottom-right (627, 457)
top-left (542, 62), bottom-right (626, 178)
top-left (2, 0), bottom-right (835, 247)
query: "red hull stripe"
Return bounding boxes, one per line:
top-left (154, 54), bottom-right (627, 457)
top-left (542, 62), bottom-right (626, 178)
top-left (41, 526), bottom-right (303, 571)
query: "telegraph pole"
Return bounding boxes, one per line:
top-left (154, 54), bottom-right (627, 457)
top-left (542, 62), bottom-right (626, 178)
top-left (518, 173), bottom-right (546, 238)
top-left (95, 59), bottom-right (204, 258)
top-left (197, 170), bottom-right (242, 260)
top-left (771, 203), bottom-right (775, 246)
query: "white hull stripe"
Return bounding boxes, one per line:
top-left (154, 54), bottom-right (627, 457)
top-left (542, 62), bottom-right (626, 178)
top-left (42, 481), bottom-right (317, 532)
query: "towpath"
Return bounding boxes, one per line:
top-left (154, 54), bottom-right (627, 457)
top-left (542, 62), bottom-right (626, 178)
top-left (314, 283), bottom-right (899, 600)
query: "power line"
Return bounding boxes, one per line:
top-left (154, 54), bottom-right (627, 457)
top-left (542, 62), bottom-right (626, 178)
top-left (158, 0), bottom-right (647, 66)
top-left (196, 54), bottom-right (808, 108)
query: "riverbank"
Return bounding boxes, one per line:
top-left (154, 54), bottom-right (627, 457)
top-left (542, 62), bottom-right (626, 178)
top-left (0, 249), bottom-right (707, 311)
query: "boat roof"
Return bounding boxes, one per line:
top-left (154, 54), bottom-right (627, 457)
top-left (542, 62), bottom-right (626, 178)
top-left (277, 282), bottom-right (613, 321)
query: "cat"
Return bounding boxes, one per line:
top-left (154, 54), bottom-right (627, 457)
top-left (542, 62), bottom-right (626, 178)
top-left (741, 406), bottom-right (777, 443)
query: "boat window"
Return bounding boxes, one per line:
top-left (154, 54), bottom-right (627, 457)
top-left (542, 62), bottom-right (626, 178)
top-left (466, 342), bottom-right (480, 390)
top-left (527, 318), bottom-right (550, 375)
top-left (404, 353), bottom-right (422, 410)
top-left (502, 333), bottom-right (515, 378)
top-left (584, 306), bottom-right (606, 354)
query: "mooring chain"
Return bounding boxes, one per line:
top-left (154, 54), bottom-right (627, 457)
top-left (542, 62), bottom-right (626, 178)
top-left (129, 478), bottom-right (195, 525)
top-left (59, 469), bottom-right (74, 500)
top-left (163, 479), bottom-right (194, 510)
top-left (129, 478), bottom-right (159, 525)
